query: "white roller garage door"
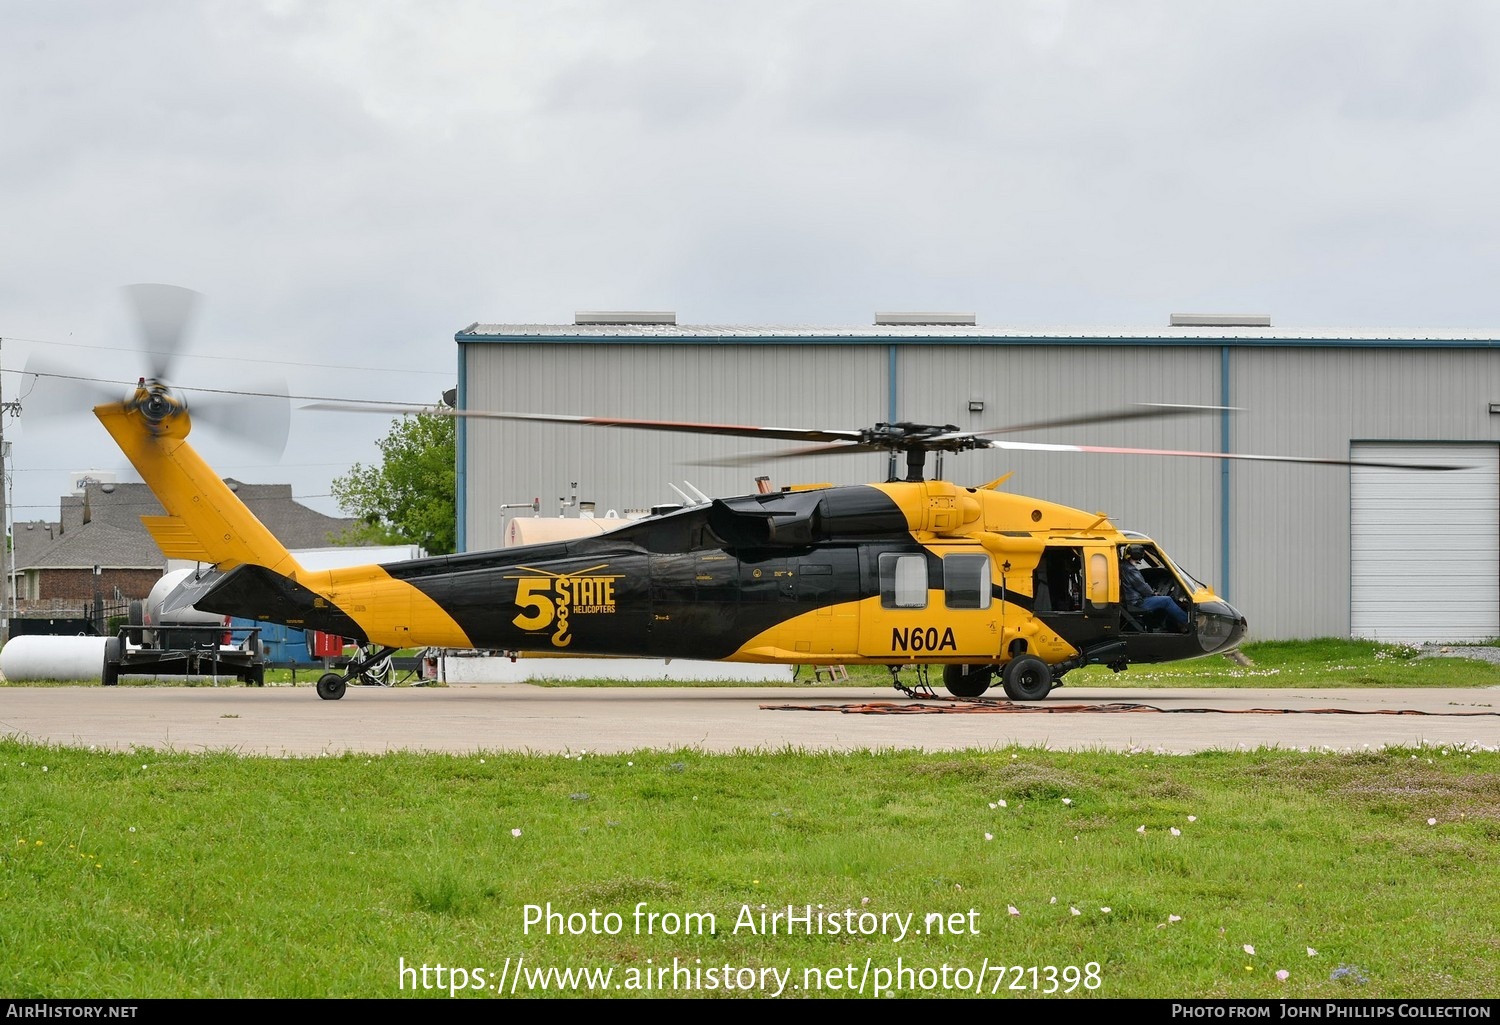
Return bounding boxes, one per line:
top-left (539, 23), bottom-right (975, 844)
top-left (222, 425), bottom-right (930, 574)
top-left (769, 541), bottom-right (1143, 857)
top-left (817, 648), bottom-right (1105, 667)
top-left (1350, 443), bottom-right (1499, 643)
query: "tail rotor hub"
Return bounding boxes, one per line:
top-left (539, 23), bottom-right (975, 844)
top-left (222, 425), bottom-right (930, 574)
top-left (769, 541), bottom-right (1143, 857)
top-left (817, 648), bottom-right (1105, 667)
top-left (132, 379), bottom-right (186, 429)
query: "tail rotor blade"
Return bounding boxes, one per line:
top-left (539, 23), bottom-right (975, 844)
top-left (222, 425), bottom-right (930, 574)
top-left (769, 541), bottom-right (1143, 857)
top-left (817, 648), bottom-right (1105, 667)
top-left (187, 379), bottom-right (291, 459)
top-left (124, 283), bottom-right (201, 381)
top-left (19, 355), bottom-right (123, 421)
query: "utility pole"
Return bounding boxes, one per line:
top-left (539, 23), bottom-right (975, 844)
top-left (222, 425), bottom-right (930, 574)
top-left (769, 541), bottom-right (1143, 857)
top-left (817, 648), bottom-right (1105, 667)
top-left (0, 337), bottom-right (10, 644)
top-left (0, 337), bottom-right (22, 644)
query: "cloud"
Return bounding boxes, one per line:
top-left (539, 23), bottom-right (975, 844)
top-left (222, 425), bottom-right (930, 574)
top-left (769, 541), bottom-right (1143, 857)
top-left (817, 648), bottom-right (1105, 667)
top-left (5, 1), bottom-right (1500, 513)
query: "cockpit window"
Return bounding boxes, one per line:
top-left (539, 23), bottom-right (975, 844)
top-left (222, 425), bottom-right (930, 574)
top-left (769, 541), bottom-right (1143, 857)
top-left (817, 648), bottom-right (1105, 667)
top-left (1163, 554), bottom-right (1206, 593)
top-left (1119, 543), bottom-right (1194, 598)
top-left (1121, 533), bottom-right (1205, 593)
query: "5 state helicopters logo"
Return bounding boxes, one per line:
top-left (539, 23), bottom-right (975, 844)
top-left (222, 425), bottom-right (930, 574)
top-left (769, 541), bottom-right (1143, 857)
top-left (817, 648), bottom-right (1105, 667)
top-left (508, 564), bottom-right (622, 647)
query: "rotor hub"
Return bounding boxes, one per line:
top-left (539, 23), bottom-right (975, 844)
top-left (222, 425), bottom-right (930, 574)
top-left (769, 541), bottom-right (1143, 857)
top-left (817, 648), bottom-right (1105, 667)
top-left (132, 379), bottom-right (186, 429)
top-left (862, 422), bottom-right (981, 454)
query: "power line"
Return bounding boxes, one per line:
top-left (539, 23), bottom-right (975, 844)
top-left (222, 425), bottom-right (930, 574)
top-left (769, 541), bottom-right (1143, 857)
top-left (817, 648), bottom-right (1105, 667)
top-left (0, 333), bottom-right (452, 377)
top-left (8, 367), bottom-right (439, 408)
top-left (11, 463), bottom-right (353, 472)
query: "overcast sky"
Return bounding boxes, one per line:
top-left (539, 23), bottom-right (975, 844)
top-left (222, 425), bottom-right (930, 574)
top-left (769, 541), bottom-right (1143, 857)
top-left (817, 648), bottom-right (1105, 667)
top-left (3, 1), bottom-right (1499, 522)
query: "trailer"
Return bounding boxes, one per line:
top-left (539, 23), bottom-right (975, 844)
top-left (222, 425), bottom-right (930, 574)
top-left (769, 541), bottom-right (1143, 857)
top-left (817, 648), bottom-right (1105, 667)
top-left (98, 567), bottom-right (268, 685)
top-left (102, 623), bottom-right (267, 685)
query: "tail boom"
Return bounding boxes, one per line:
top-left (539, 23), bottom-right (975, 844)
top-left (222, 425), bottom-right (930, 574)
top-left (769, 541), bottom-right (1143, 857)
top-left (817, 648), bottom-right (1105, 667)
top-left (96, 400), bottom-right (473, 649)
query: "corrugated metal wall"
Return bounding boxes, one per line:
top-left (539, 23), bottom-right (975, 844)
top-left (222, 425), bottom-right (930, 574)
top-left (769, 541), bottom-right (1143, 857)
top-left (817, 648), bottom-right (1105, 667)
top-left (462, 336), bottom-right (1500, 641)
top-left (462, 342), bottom-right (888, 551)
top-left (1227, 348), bottom-right (1500, 639)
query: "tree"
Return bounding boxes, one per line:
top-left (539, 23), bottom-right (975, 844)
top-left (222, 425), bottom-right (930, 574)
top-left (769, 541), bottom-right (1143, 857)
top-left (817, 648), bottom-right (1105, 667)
top-left (331, 410), bottom-right (457, 555)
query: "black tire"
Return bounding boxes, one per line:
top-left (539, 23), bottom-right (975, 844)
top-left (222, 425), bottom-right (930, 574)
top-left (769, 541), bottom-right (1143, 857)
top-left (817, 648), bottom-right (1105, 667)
top-left (1000, 654), bottom-right (1052, 701)
top-left (102, 637), bottom-right (122, 686)
top-left (127, 601), bottom-right (145, 645)
top-left (942, 663), bottom-right (992, 698)
top-left (316, 672), bottom-right (347, 701)
top-left (243, 639), bottom-right (266, 685)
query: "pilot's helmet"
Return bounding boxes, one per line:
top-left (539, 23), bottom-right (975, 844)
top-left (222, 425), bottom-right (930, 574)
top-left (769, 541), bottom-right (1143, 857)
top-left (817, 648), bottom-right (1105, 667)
top-left (1124, 544), bottom-right (1144, 559)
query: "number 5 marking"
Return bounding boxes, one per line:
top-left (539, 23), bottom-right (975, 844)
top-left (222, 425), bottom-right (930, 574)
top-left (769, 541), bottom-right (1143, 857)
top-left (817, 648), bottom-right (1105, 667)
top-left (513, 579), bottom-right (555, 630)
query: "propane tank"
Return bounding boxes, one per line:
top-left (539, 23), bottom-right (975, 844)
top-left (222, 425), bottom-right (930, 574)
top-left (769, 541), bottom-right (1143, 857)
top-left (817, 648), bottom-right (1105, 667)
top-left (0, 635), bottom-right (109, 682)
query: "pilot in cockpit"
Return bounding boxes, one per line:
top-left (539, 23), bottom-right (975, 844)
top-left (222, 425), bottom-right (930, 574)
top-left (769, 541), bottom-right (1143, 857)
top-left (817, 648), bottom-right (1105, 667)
top-left (1120, 544), bottom-right (1189, 633)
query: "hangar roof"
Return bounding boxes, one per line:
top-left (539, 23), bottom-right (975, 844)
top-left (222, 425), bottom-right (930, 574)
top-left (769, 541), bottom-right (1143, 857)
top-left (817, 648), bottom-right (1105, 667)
top-left (458, 323), bottom-right (1500, 348)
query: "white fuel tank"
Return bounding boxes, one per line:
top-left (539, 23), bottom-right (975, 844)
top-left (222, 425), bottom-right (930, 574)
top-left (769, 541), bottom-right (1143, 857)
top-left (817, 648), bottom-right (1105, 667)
top-left (0, 635), bottom-right (109, 682)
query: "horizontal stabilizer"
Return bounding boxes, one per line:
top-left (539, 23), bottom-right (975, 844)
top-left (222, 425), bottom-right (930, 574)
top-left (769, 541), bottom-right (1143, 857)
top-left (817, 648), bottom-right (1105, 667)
top-left (142, 515), bottom-right (214, 561)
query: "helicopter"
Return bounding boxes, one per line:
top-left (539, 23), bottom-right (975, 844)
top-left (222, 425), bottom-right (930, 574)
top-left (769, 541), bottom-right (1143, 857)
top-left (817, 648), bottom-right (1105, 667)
top-left (78, 287), bottom-right (1458, 702)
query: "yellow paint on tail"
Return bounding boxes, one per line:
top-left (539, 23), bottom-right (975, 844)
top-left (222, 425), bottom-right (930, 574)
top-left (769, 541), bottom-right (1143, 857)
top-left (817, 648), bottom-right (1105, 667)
top-left (97, 401), bottom-right (301, 577)
top-left (95, 396), bottom-right (473, 648)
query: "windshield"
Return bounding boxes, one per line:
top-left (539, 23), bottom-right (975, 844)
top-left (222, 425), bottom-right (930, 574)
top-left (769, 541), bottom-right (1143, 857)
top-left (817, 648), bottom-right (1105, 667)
top-left (1160, 551), bottom-right (1207, 593)
top-left (1121, 531), bottom-right (1210, 594)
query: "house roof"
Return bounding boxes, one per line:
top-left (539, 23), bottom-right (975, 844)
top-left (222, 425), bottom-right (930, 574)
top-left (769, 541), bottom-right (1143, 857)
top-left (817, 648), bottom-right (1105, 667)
top-left (16, 521), bottom-right (165, 571)
top-left (14, 480), bottom-right (357, 572)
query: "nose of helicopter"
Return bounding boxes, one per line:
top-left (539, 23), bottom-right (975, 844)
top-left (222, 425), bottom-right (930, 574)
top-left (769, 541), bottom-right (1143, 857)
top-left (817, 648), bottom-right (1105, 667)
top-left (1194, 600), bottom-right (1247, 654)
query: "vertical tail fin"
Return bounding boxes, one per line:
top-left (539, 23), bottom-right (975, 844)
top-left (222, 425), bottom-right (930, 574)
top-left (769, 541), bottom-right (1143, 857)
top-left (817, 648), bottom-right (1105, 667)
top-left (95, 400), bottom-right (302, 578)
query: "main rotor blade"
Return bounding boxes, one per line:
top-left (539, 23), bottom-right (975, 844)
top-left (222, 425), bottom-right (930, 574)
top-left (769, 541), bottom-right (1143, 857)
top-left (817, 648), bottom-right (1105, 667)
top-left (963, 403), bottom-right (1237, 438)
top-left (301, 402), bottom-right (866, 445)
top-left (694, 440), bottom-right (882, 467)
top-left (124, 283), bottom-right (201, 381)
top-left (981, 439), bottom-right (1468, 471)
top-left (696, 404), bottom-right (1243, 466)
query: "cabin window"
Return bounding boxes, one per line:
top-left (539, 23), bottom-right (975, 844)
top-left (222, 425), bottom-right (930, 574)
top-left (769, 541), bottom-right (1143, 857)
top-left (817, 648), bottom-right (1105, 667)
top-left (879, 553), bottom-right (928, 609)
top-left (943, 554), bottom-right (991, 610)
top-left (1087, 551), bottom-right (1110, 608)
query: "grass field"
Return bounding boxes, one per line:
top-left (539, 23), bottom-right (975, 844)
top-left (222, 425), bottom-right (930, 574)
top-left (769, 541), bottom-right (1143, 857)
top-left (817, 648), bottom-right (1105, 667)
top-left (2, 740), bottom-right (1496, 999)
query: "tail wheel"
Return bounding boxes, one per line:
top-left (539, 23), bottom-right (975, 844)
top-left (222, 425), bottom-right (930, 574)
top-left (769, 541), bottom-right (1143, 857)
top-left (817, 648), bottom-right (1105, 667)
top-left (942, 663), bottom-right (993, 698)
top-left (316, 673), bottom-right (347, 701)
top-left (1000, 654), bottom-right (1053, 701)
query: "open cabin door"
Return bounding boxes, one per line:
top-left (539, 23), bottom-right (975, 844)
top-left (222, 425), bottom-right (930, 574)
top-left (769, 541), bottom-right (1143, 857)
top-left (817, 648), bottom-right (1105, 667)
top-left (1031, 541), bottom-right (1120, 653)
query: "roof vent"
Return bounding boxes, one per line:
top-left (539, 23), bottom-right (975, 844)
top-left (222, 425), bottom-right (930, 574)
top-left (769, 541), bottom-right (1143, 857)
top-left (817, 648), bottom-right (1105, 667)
top-left (1169, 313), bottom-right (1272, 328)
top-left (875, 312), bottom-right (977, 326)
top-left (574, 311), bottom-right (677, 326)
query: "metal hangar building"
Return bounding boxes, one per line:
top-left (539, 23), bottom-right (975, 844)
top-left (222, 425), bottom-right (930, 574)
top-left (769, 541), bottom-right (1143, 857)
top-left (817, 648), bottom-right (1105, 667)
top-left (454, 312), bottom-right (1500, 643)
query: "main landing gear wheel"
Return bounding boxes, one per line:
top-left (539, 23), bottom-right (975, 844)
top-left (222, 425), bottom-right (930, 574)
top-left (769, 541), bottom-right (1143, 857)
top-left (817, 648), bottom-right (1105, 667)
top-left (1000, 654), bottom-right (1052, 701)
top-left (942, 663), bottom-right (993, 698)
top-left (316, 672), bottom-right (347, 701)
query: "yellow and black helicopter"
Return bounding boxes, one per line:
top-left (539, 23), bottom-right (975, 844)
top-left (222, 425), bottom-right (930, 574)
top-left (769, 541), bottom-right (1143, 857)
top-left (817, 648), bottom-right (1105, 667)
top-left (72, 287), bottom-right (1453, 701)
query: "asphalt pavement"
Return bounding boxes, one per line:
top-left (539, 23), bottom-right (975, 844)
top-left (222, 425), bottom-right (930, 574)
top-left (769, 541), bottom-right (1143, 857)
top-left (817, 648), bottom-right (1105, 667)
top-left (2, 682), bottom-right (1497, 756)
